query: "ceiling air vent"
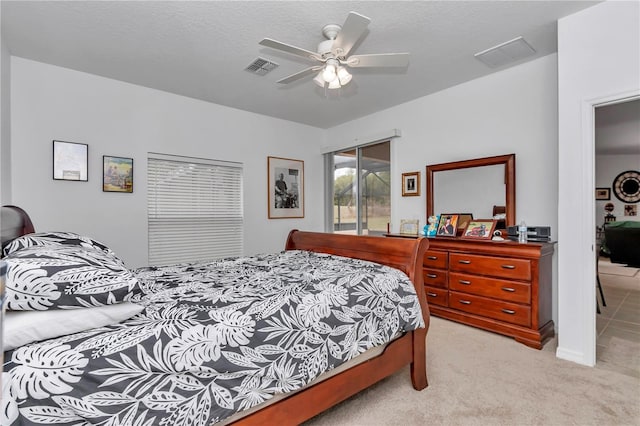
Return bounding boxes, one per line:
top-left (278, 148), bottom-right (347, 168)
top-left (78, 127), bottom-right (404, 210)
top-left (245, 57), bottom-right (279, 76)
top-left (474, 36), bottom-right (536, 68)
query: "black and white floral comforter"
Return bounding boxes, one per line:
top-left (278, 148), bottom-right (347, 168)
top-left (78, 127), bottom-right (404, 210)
top-left (4, 250), bottom-right (425, 425)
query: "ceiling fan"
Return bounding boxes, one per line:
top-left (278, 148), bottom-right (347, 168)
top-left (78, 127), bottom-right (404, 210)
top-left (259, 11), bottom-right (410, 90)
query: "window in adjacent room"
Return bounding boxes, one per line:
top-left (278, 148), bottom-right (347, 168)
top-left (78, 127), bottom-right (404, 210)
top-left (326, 140), bottom-right (390, 235)
top-left (147, 153), bottom-right (243, 266)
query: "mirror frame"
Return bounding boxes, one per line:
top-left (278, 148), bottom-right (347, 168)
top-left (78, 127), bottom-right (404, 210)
top-left (426, 153), bottom-right (516, 228)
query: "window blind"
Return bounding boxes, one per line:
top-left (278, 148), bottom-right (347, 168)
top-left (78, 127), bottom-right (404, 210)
top-left (147, 153), bottom-right (243, 266)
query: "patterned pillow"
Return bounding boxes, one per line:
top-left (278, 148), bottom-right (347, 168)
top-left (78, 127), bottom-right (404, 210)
top-left (2, 245), bottom-right (140, 310)
top-left (2, 232), bottom-right (122, 264)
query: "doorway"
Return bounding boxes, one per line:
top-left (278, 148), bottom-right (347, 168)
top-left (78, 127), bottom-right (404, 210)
top-left (594, 98), bottom-right (640, 377)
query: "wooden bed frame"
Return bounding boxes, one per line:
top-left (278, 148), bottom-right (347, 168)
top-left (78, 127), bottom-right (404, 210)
top-left (0, 207), bottom-right (430, 425)
top-left (232, 230), bottom-right (430, 425)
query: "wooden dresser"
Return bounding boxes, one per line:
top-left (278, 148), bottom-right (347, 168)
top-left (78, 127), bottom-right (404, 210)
top-left (421, 238), bottom-right (555, 349)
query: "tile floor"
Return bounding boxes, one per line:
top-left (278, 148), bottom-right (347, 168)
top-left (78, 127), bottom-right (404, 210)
top-left (596, 258), bottom-right (640, 378)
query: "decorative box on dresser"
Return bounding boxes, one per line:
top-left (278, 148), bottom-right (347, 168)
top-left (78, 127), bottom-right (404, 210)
top-left (423, 238), bottom-right (555, 349)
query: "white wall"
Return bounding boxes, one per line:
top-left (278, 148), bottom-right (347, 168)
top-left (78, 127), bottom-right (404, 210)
top-left (326, 54), bottom-right (560, 322)
top-left (558, 0), bottom-right (640, 366)
top-left (596, 154), bottom-right (640, 227)
top-left (10, 57), bottom-right (325, 267)
top-left (0, 36), bottom-right (10, 205)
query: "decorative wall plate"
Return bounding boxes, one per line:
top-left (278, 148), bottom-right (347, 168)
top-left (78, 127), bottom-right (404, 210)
top-left (612, 170), bottom-right (640, 203)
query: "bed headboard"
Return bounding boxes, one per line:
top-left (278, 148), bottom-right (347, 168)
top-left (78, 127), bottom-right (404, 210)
top-left (1, 205), bottom-right (35, 248)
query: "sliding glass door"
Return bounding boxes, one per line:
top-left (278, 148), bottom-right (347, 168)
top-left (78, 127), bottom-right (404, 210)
top-left (328, 141), bottom-right (390, 235)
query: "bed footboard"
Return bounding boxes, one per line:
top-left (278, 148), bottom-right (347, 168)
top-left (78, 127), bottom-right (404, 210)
top-left (285, 229), bottom-right (430, 327)
top-left (230, 230), bottom-right (431, 424)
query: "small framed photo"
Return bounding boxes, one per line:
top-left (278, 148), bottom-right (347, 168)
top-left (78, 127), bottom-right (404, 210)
top-left (53, 140), bottom-right (88, 181)
top-left (103, 156), bottom-right (133, 193)
top-left (402, 172), bottom-right (420, 196)
top-left (595, 188), bottom-right (611, 200)
top-left (624, 204), bottom-right (637, 216)
top-left (442, 212), bottom-right (473, 234)
top-left (462, 220), bottom-right (497, 239)
top-left (436, 214), bottom-right (458, 237)
top-left (268, 156), bottom-right (304, 219)
top-left (399, 219), bottom-right (420, 236)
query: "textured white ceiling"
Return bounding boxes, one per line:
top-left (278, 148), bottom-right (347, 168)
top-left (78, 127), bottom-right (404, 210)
top-left (1, 1), bottom-right (601, 129)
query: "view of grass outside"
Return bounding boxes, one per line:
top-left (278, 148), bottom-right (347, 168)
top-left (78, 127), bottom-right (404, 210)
top-left (334, 169), bottom-right (390, 235)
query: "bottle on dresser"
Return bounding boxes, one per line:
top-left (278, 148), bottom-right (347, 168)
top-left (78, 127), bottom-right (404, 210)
top-left (518, 220), bottom-right (528, 243)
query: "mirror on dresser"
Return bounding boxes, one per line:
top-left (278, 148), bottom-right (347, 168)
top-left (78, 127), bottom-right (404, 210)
top-left (426, 154), bottom-right (516, 229)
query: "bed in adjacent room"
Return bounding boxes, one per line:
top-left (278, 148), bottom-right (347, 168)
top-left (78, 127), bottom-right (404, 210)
top-left (0, 205), bottom-right (430, 425)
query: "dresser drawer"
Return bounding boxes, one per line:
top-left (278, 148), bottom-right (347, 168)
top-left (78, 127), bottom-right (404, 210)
top-left (449, 291), bottom-right (531, 327)
top-left (423, 269), bottom-right (447, 288)
top-left (425, 286), bottom-right (448, 307)
top-left (449, 253), bottom-right (531, 281)
top-left (449, 272), bottom-right (531, 304)
top-left (424, 250), bottom-right (448, 269)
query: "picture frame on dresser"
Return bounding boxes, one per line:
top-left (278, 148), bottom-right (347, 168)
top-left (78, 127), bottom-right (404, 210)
top-left (399, 219), bottom-right (420, 236)
top-left (441, 212), bottom-right (473, 235)
top-left (462, 219), bottom-right (496, 239)
top-left (436, 214), bottom-right (458, 237)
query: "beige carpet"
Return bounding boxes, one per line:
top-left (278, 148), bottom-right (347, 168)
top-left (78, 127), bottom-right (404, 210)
top-left (304, 317), bottom-right (640, 426)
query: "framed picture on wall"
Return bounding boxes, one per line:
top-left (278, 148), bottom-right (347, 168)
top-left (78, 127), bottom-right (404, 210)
top-left (402, 171), bottom-right (420, 196)
top-left (103, 156), bottom-right (133, 193)
top-left (595, 187), bottom-right (610, 200)
top-left (624, 204), bottom-right (637, 216)
top-left (268, 156), bottom-right (304, 219)
top-left (53, 140), bottom-right (88, 181)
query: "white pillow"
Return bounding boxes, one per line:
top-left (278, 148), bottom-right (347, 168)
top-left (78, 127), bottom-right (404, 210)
top-left (3, 302), bottom-right (144, 351)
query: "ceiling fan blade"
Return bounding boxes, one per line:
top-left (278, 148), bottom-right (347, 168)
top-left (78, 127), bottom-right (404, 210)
top-left (347, 53), bottom-right (410, 68)
top-left (259, 38), bottom-right (322, 61)
top-left (276, 66), bottom-right (323, 84)
top-left (332, 12), bottom-right (371, 58)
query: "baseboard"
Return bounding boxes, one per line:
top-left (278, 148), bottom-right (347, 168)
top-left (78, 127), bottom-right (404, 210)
top-left (556, 346), bottom-right (594, 367)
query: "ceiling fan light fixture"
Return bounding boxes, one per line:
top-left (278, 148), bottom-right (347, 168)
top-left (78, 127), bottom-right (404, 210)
top-left (260, 12), bottom-right (409, 92)
top-left (337, 66), bottom-right (352, 86)
top-left (328, 78), bottom-right (342, 90)
top-left (313, 71), bottom-right (326, 88)
top-left (322, 61), bottom-right (338, 82)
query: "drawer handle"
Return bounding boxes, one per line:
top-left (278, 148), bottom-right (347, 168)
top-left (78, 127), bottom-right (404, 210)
top-left (501, 309), bottom-right (516, 315)
top-left (458, 260), bottom-right (472, 265)
top-left (427, 256), bottom-right (438, 260)
top-left (501, 287), bottom-right (516, 292)
top-left (427, 292), bottom-right (438, 297)
top-left (426, 273), bottom-right (438, 278)
top-left (458, 280), bottom-right (471, 285)
top-left (459, 300), bottom-right (472, 305)
top-left (501, 265), bottom-right (516, 270)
